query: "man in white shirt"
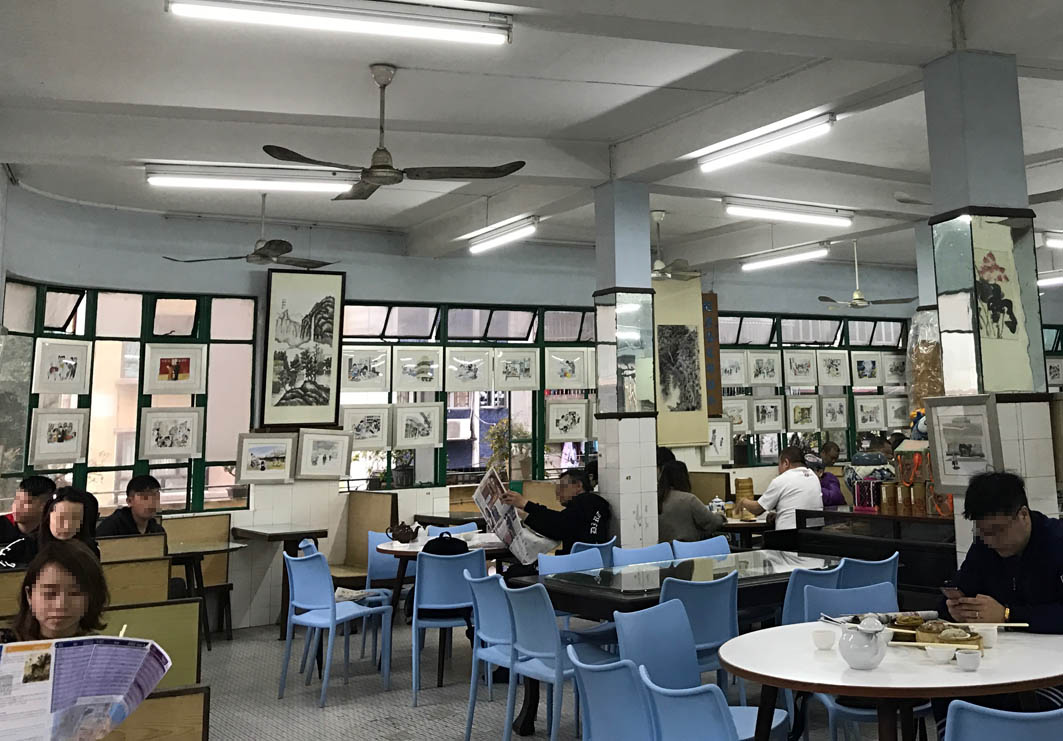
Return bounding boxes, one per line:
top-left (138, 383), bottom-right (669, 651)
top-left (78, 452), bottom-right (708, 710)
top-left (734, 447), bottom-right (823, 530)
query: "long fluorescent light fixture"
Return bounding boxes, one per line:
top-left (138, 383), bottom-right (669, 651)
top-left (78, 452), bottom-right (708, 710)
top-left (1045, 234), bottom-right (1063, 249)
top-left (1038, 273), bottom-right (1063, 288)
top-left (724, 197), bottom-right (853, 228)
top-left (469, 217), bottom-right (538, 255)
top-left (698, 114), bottom-right (835, 174)
top-left (167, 1), bottom-right (510, 45)
top-left (742, 246), bottom-right (830, 272)
top-left (146, 165), bottom-right (354, 193)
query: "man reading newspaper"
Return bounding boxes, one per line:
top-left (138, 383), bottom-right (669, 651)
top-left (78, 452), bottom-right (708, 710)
top-left (497, 468), bottom-right (610, 555)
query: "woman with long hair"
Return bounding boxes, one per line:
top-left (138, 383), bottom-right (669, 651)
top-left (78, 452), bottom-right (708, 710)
top-left (38, 487), bottom-right (101, 559)
top-left (657, 460), bottom-right (725, 543)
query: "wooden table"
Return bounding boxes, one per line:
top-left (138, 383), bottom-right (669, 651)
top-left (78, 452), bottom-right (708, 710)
top-left (414, 511), bottom-right (487, 531)
top-left (231, 524), bottom-right (328, 640)
top-left (167, 540), bottom-right (247, 650)
top-left (719, 622), bottom-right (1063, 741)
top-left (722, 518), bottom-right (773, 549)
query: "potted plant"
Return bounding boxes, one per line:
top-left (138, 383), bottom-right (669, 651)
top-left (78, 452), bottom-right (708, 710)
top-left (392, 448), bottom-right (415, 487)
top-left (486, 417), bottom-right (532, 481)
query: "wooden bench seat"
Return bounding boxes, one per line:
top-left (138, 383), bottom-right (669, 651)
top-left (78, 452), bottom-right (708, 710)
top-left (104, 685), bottom-right (209, 741)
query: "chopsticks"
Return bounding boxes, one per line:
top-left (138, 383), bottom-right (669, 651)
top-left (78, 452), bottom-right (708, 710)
top-left (944, 621), bottom-right (1028, 628)
top-left (889, 641), bottom-right (980, 650)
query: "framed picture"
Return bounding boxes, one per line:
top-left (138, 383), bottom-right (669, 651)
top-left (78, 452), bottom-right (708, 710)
top-left (851, 351), bottom-right (883, 386)
top-left (236, 432), bottom-right (298, 484)
top-left (296, 429), bottom-right (352, 480)
top-left (588, 395), bottom-right (599, 440)
top-left (720, 351), bottom-right (748, 386)
top-left (28, 408), bottom-right (90, 465)
top-left (394, 403), bottom-right (445, 448)
top-left (699, 418), bottom-right (733, 465)
top-left (262, 270), bottom-right (345, 427)
top-left (546, 400), bottom-right (589, 442)
top-left (139, 407), bottom-right (204, 459)
top-left (1048, 357), bottom-right (1063, 387)
top-left (393, 346), bottom-right (443, 393)
top-left (816, 349), bottom-right (851, 386)
top-left (885, 396), bottom-right (911, 428)
top-left (493, 348), bottom-right (539, 391)
top-left (751, 396), bottom-right (785, 433)
top-left (142, 343), bottom-right (207, 395)
top-left (340, 345), bottom-right (391, 392)
top-left (722, 397), bottom-right (750, 433)
top-left (32, 338), bottom-right (93, 395)
top-left (783, 350), bottom-right (818, 386)
top-left (445, 348), bottom-right (493, 392)
top-left (820, 396), bottom-right (848, 429)
top-left (854, 395), bottom-right (886, 432)
top-left (545, 349), bottom-right (587, 390)
top-left (786, 395), bottom-right (820, 432)
top-left (747, 351), bottom-right (781, 387)
top-left (925, 395), bottom-right (1002, 492)
top-left (341, 404), bottom-right (391, 450)
top-left (823, 430), bottom-right (849, 461)
top-left (882, 353), bottom-right (908, 386)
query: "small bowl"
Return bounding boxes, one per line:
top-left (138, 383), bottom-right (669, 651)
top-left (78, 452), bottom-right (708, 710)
top-left (812, 630), bottom-right (836, 650)
top-left (924, 645), bottom-right (955, 664)
top-left (974, 626), bottom-right (998, 648)
top-left (956, 649), bottom-right (981, 671)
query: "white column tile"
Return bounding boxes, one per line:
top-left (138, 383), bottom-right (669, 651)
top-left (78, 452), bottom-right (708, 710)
top-left (997, 403), bottom-right (1020, 442)
top-left (1022, 439), bottom-right (1056, 479)
top-left (1020, 403), bottom-right (1052, 440)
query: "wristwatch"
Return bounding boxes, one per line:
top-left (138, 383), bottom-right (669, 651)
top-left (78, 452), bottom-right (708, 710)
top-left (1004, 606), bottom-right (1011, 621)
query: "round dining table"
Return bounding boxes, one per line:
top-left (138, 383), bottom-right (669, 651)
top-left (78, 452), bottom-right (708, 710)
top-left (719, 622), bottom-right (1063, 741)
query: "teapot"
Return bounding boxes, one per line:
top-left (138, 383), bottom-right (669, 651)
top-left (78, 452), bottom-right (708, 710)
top-left (837, 618), bottom-right (892, 670)
top-left (386, 522), bottom-right (421, 544)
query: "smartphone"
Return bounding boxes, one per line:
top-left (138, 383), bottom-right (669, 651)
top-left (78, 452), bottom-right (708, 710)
top-left (940, 581), bottom-right (964, 600)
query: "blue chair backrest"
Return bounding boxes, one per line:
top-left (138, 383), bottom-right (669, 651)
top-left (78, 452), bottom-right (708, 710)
top-left (283, 552), bottom-right (335, 613)
top-left (427, 522), bottom-right (478, 537)
top-left (538, 548), bottom-right (604, 576)
top-left (465, 571), bottom-right (513, 647)
top-left (804, 582), bottom-right (898, 622)
top-left (413, 550), bottom-right (486, 611)
top-left (298, 538), bottom-right (318, 556)
top-left (945, 700), bottom-right (1063, 741)
top-left (612, 542), bottom-right (674, 567)
top-left (572, 536), bottom-right (616, 567)
top-left (501, 582), bottom-right (562, 663)
top-left (660, 570), bottom-right (738, 651)
top-left (672, 535), bottom-right (730, 559)
top-left (566, 646), bottom-right (655, 741)
top-left (367, 530), bottom-right (413, 584)
top-left (838, 552), bottom-right (899, 589)
top-left (639, 665), bottom-right (740, 741)
top-left (615, 599), bottom-right (701, 689)
top-left (781, 565), bottom-right (842, 625)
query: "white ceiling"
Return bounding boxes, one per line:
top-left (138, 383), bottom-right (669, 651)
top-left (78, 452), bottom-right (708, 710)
top-left (3, 0), bottom-right (1063, 270)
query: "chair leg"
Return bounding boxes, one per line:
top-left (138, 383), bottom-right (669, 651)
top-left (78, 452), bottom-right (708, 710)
top-left (436, 629), bottom-right (447, 688)
top-left (503, 670), bottom-right (518, 741)
top-left (343, 621), bottom-right (350, 685)
top-left (380, 608), bottom-right (392, 690)
top-left (573, 681), bottom-right (581, 738)
top-left (371, 614), bottom-right (379, 665)
top-left (549, 677), bottom-right (563, 741)
top-left (305, 629), bottom-right (322, 687)
top-left (360, 616), bottom-right (369, 658)
top-left (546, 681), bottom-right (554, 728)
top-left (299, 627), bottom-right (315, 674)
top-left (411, 620), bottom-right (421, 707)
top-left (486, 649), bottom-right (494, 702)
top-left (318, 627), bottom-right (337, 708)
top-left (464, 653), bottom-right (480, 741)
top-left (738, 677), bottom-right (747, 707)
top-left (918, 717), bottom-right (927, 741)
top-left (278, 616), bottom-right (295, 699)
top-left (224, 589), bottom-right (233, 641)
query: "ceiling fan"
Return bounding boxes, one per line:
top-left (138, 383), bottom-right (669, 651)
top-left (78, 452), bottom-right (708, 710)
top-left (650, 210), bottom-right (701, 280)
top-left (162, 194), bottom-right (335, 269)
top-left (818, 241), bottom-right (917, 309)
top-left (263, 64), bottom-right (526, 201)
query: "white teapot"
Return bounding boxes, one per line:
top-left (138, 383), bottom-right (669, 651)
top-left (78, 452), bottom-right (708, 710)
top-left (837, 617), bottom-right (891, 670)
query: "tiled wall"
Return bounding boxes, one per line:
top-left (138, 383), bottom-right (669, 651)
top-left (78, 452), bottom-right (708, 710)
top-left (597, 417), bottom-right (658, 547)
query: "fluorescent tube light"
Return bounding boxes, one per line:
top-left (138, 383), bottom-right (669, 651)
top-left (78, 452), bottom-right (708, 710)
top-left (724, 198), bottom-right (853, 228)
top-left (1038, 275), bottom-right (1063, 288)
top-left (146, 165), bottom-right (354, 193)
top-left (698, 114), bottom-right (835, 174)
top-left (1045, 235), bottom-right (1063, 249)
top-left (148, 175), bottom-right (352, 193)
top-left (469, 217), bottom-right (538, 255)
top-left (742, 247), bottom-right (830, 272)
top-left (167, 1), bottom-right (510, 45)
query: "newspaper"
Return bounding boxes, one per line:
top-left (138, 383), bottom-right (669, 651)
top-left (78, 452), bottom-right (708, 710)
top-left (0, 636), bottom-right (171, 740)
top-left (472, 468), bottom-right (559, 566)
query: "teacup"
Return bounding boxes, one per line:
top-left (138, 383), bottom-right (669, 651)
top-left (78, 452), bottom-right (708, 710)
top-left (924, 646), bottom-right (955, 664)
top-left (974, 626), bottom-right (998, 648)
top-left (956, 649), bottom-right (981, 671)
top-left (812, 630), bottom-right (836, 650)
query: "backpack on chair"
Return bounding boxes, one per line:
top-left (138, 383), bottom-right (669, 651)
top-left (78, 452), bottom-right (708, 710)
top-left (403, 532), bottom-right (473, 625)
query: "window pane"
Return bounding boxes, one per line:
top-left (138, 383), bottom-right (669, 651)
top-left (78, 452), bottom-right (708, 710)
top-left (4, 282), bottom-right (36, 333)
top-left (44, 290), bottom-right (83, 332)
top-left (719, 316), bottom-right (741, 345)
top-left (486, 310), bottom-right (536, 340)
top-left (1045, 329), bottom-right (1058, 352)
top-left (87, 470), bottom-right (133, 515)
top-left (151, 394), bottom-right (192, 407)
top-left (872, 321), bottom-right (904, 348)
top-left (88, 341), bottom-right (140, 468)
top-left (448, 308), bottom-right (491, 339)
top-left (204, 466), bottom-right (249, 510)
top-left (211, 298), bottom-right (254, 340)
top-left (342, 305), bottom-right (389, 337)
top-left (579, 312), bottom-right (595, 342)
top-left (849, 320), bottom-right (874, 346)
top-left (154, 298), bottom-right (197, 336)
top-left (96, 292), bottom-right (142, 337)
top-left (149, 466), bottom-right (190, 511)
top-left (544, 442), bottom-right (587, 475)
top-left (737, 317), bottom-right (774, 345)
top-left (384, 306), bottom-right (437, 338)
top-left (780, 318), bottom-right (841, 345)
top-left (544, 311), bottom-right (581, 341)
top-left (0, 335), bottom-right (33, 473)
top-left (206, 344), bottom-right (252, 460)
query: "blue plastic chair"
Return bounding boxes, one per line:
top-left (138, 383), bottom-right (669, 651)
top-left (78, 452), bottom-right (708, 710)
top-left (639, 665), bottom-right (741, 741)
top-left (660, 571), bottom-right (747, 705)
top-left (538, 548), bottom-right (604, 575)
top-left (837, 552), bottom-right (899, 589)
top-left (780, 564), bottom-right (843, 625)
top-left (360, 530), bottom-right (414, 660)
top-left (411, 550), bottom-right (486, 707)
top-left (278, 552), bottom-right (392, 707)
top-left (614, 600), bottom-right (787, 741)
top-left (464, 572), bottom-right (515, 741)
top-left (298, 538), bottom-right (318, 555)
top-left (672, 535), bottom-right (731, 559)
top-left (566, 645), bottom-right (654, 741)
top-left (612, 542), bottom-right (673, 567)
top-left (945, 700), bottom-right (1063, 741)
top-left (572, 536), bottom-right (616, 567)
top-left (427, 522), bottom-right (478, 537)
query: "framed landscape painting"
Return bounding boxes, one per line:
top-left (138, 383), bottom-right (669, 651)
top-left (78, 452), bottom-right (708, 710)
top-left (32, 338), bottom-right (93, 395)
top-left (236, 432), bottom-right (298, 484)
top-left (262, 270), bottom-right (345, 427)
top-left (296, 429), bottom-right (352, 480)
top-left (720, 351), bottom-right (748, 386)
top-left (493, 348), bottom-right (539, 391)
top-left (341, 405), bottom-right (391, 450)
top-left (445, 348), bottom-right (493, 392)
top-left (786, 395), bottom-right (820, 432)
top-left (28, 408), bottom-right (90, 465)
top-left (139, 407), bottom-right (204, 459)
top-left (394, 403), bottom-right (444, 448)
top-left (142, 343), bottom-right (207, 395)
top-left (722, 397), bottom-right (750, 433)
top-left (340, 345), bottom-right (391, 392)
top-left (393, 347), bottom-right (443, 393)
top-left (546, 400), bottom-right (589, 442)
top-left (851, 351), bottom-right (883, 386)
top-left (700, 418), bottom-right (733, 465)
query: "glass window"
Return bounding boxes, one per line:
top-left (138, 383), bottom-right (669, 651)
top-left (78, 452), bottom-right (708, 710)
top-left (448, 392), bottom-right (471, 409)
top-left (342, 305), bottom-right (389, 337)
top-left (579, 312), bottom-right (595, 342)
top-left (849, 320), bottom-right (874, 346)
top-left (447, 308), bottom-right (491, 339)
top-left (206, 344), bottom-right (252, 461)
top-left (780, 318), bottom-right (841, 345)
top-left (737, 317), bottom-right (775, 345)
top-left (1045, 329), bottom-right (1059, 352)
top-left (0, 335), bottom-right (33, 473)
top-left (872, 321), bottom-right (904, 348)
top-left (88, 341), bottom-right (140, 469)
top-left (44, 289), bottom-right (84, 333)
top-left (486, 310), bottom-right (536, 340)
top-left (87, 465), bottom-right (134, 514)
top-left (211, 298), bottom-right (255, 340)
top-left (154, 299), bottom-right (197, 336)
top-left (203, 466), bottom-right (249, 510)
top-left (120, 342), bottom-right (140, 379)
top-left (150, 465), bottom-right (190, 511)
top-left (4, 282), bottom-right (36, 333)
top-left (96, 292), bottom-right (142, 337)
top-left (719, 316), bottom-right (741, 345)
top-left (544, 311), bottom-right (582, 341)
top-left (384, 306), bottom-right (438, 339)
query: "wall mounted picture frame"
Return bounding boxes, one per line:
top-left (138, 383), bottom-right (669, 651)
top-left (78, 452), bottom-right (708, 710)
top-left (236, 432), bottom-right (298, 484)
top-left (340, 345), bottom-right (391, 392)
top-left (720, 351), bottom-right (748, 386)
top-left (721, 397), bottom-right (750, 433)
top-left (142, 343), bottom-right (207, 395)
top-left (546, 400), bottom-right (589, 442)
top-left (296, 428), bottom-right (353, 480)
top-left (786, 395), bottom-right (820, 432)
top-left (445, 348), bottom-right (493, 392)
top-left (820, 396), bottom-right (848, 429)
top-left (1048, 357), bottom-right (1063, 387)
top-left (394, 402), bottom-right (445, 448)
top-left (493, 348), bottom-right (539, 391)
top-left (816, 349), bottom-right (851, 386)
top-left (854, 395), bottom-right (886, 432)
top-left (925, 394), bottom-right (1002, 493)
top-left (139, 407), bottom-right (204, 459)
top-left (262, 270), bottom-right (345, 427)
top-left (885, 396), bottom-right (911, 428)
top-left (700, 418), bottom-right (733, 465)
top-left (32, 338), bottom-right (93, 395)
top-left (851, 351), bottom-right (883, 386)
top-left (341, 404), bottom-right (391, 450)
top-left (747, 351), bottom-right (782, 387)
top-left (545, 349), bottom-right (587, 390)
top-left (882, 353), bottom-right (908, 386)
top-left (28, 408), bottom-right (91, 465)
top-left (393, 346), bottom-right (443, 393)
top-left (751, 396), bottom-right (785, 433)
top-left (783, 350), bottom-right (818, 386)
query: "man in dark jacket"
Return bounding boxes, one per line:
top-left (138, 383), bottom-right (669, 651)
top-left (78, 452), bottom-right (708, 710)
top-left (0, 476), bottom-right (56, 569)
top-left (501, 468), bottom-right (609, 554)
top-left (96, 475), bottom-right (165, 537)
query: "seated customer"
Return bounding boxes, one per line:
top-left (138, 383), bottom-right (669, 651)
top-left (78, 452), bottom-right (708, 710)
top-left (656, 446), bottom-right (676, 475)
top-left (96, 475), bottom-right (163, 537)
top-left (500, 469), bottom-right (610, 554)
top-left (806, 453), bottom-right (845, 507)
top-left (658, 461), bottom-right (724, 542)
top-left (734, 447), bottom-right (822, 530)
top-left (0, 475), bottom-right (56, 569)
top-left (39, 487), bottom-right (101, 559)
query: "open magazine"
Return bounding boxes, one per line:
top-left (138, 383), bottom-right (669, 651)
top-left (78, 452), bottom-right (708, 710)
top-left (0, 636), bottom-right (171, 740)
top-left (473, 468), bottom-right (559, 566)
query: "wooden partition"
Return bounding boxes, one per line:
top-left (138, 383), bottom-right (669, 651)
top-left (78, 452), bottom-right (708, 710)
top-left (104, 685), bottom-right (210, 741)
top-left (689, 472), bottom-right (730, 505)
top-left (105, 558), bottom-right (172, 607)
top-left (163, 513), bottom-right (231, 587)
top-left (0, 568), bottom-right (23, 617)
top-left (99, 533), bottom-right (167, 563)
top-left (521, 481), bottom-right (559, 509)
top-left (332, 490), bottom-right (395, 581)
top-left (448, 484), bottom-right (478, 512)
top-left (101, 598), bottom-right (201, 689)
